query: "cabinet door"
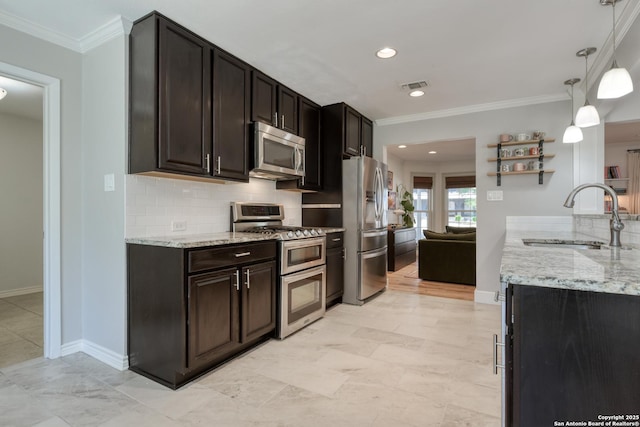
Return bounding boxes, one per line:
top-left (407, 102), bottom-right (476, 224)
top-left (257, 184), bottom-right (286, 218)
top-left (361, 116), bottom-right (373, 158)
top-left (511, 285), bottom-right (640, 427)
top-left (158, 19), bottom-right (211, 175)
top-left (241, 261), bottom-right (276, 342)
top-left (251, 71), bottom-right (277, 126)
top-left (298, 96), bottom-right (321, 190)
top-left (344, 105), bottom-right (362, 157)
top-left (326, 246), bottom-right (344, 304)
top-left (213, 49), bottom-right (250, 182)
top-left (278, 86), bottom-right (298, 135)
top-left (187, 268), bottom-right (240, 368)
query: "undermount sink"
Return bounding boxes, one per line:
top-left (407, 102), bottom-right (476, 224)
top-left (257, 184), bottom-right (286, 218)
top-left (522, 238), bottom-right (605, 250)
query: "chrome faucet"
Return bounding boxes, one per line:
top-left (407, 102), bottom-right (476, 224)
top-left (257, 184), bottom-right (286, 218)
top-left (563, 183), bottom-right (624, 247)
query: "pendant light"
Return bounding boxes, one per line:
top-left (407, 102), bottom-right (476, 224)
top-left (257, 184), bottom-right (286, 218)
top-left (563, 79), bottom-right (584, 143)
top-left (597, 0), bottom-right (634, 99)
top-left (575, 47), bottom-right (600, 128)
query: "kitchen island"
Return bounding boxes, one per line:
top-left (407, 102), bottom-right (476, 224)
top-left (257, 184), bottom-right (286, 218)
top-left (499, 229), bottom-right (640, 427)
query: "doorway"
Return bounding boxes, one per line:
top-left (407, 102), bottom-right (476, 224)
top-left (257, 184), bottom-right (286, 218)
top-left (0, 61), bottom-right (62, 363)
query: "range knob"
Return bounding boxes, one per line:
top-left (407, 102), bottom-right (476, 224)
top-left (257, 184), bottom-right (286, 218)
top-left (287, 231), bottom-right (294, 239)
top-left (316, 228), bottom-right (324, 235)
top-left (302, 229), bottom-right (310, 236)
top-left (310, 229), bottom-right (317, 236)
top-left (295, 230), bottom-right (302, 237)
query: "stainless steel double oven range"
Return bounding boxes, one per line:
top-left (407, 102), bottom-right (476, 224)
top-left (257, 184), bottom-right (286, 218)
top-left (231, 202), bottom-right (326, 339)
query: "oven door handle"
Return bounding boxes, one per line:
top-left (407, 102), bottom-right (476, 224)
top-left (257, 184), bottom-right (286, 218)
top-left (245, 269), bottom-right (250, 289)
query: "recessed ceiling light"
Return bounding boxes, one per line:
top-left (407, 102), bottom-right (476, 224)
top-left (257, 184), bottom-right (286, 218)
top-left (376, 47), bottom-right (397, 59)
top-left (428, 151), bottom-right (437, 154)
top-left (398, 145), bottom-right (407, 149)
top-left (409, 90), bottom-right (425, 97)
top-left (0, 88), bottom-right (6, 100)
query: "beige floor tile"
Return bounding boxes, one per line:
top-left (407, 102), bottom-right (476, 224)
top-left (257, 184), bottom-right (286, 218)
top-left (0, 338), bottom-right (43, 368)
top-left (4, 292), bottom-right (44, 315)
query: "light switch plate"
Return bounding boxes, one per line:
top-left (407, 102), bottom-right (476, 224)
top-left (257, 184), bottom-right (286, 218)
top-left (104, 174), bottom-right (115, 192)
top-left (487, 190), bottom-right (503, 201)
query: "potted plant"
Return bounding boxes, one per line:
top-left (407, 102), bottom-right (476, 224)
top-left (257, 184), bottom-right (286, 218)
top-left (396, 184), bottom-right (415, 228)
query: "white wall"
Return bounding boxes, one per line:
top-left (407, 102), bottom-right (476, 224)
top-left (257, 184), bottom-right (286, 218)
top-left (0, 113), bottom-right (43, 296)
top-left (385, 152), bottom-right (404, 225)
top-left (126, 175), bottom-right (302, 238)
top-left (80, 34), bottom-right (128, 363)
top-left (375, 101), bottom-right (573, 301)
top-left (0, 24), bottom-right (84, 344)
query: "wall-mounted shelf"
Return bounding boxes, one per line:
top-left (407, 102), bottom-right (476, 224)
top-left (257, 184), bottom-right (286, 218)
top-left (604, 178), bottom-right (629, 181)
top-left (488, 170), bottom-right (555, 176)
top-left (488, 137), bottom-right (555, 186)
top-left (488, 154), bottom-right (555, 162)
top-left (487, 138), bottom-right (555, 148)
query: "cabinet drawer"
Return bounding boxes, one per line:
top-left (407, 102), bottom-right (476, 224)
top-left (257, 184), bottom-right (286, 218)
top-left (396, 240), bottom-right (416, 256)
top-left (394, 228), bottom-right (416, 244)
top-left (188, 241), bottom-right (277, 273)
top-left (326, 232), bottom-right (344, 249)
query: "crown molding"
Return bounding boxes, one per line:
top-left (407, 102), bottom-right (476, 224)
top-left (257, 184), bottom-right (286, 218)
top-left (0, 9), bottom-right (81, 51)
top-left (0, 10), bottom-right (130, 53)
top-left (78, 16), bottom-right (132, 53)
top-left (375, 93), bottom-right (567, 127)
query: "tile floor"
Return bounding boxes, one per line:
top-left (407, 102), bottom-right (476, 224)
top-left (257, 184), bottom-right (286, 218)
top-left (0, 292), bottom-right (43, 369)
top-left (0, 290), bottom-right (502, 426)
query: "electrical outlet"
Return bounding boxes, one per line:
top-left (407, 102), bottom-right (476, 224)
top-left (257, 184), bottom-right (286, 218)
top-left (171, 220), bottom-right (187, 232)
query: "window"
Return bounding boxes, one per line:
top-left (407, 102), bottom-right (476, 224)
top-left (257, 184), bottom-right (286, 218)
top-left (445, 176), bottom-right (476, 228)
top-left (412, 176), bottom-right (432, 240)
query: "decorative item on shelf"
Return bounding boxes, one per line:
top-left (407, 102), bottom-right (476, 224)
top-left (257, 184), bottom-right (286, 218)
top-left (562, 78), bottom-right (584, 143)
top-left (598, 0), bottom-right (633, 99)
top-left (387, 170), bottom-right (393, 190)
top-left (488, 134), bottom-right (554, 185)
top-left (575, 47), bottom-right (600, 128)
top-left (396, 184), bottom-right (415, 228)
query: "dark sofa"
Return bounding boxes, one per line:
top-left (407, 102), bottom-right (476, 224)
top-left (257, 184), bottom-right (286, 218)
top-left (418, 228), bottom-right (476, 286)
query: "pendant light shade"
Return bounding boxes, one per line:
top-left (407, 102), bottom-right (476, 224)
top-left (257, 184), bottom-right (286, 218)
top-left (598, 64), bottom-right (633, 99)
top-left (563, 125), bottom-right (584, 144)
top-left (563, 78), bottom-right (584, 144)
top-left (575, 47), bottom-right (600, 128)
top-left (597, 0), bottom-right (634, 99)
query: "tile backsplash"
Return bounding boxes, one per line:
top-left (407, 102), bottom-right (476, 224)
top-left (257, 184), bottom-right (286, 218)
top-left (574, 214), bottom-right (640, 248)
top-left (126, 175), bottom-right (302, 238)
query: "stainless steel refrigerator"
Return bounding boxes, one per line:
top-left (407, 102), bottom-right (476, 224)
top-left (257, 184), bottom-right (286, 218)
top-left (342, 156), bottom-right (388, 305)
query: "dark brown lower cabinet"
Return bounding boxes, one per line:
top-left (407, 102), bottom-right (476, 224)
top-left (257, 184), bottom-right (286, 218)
top-left (325, 232), bottom-right (344, 307)
top-left (128, 241), bottom-right (276, 389)
top-left (506, 284), bottom-right (640, 426)
top-left (387, 227), bottom-right (416, 271)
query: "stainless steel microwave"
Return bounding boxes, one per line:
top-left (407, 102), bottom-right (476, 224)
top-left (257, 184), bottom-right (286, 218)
top-left (250, 122), bottom-right (305, 180)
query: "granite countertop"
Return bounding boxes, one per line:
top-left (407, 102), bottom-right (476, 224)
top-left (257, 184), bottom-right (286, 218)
top-left (501, 230), bottom-right (640, 297)
top-left (126, 232), bottom-right (279, 249)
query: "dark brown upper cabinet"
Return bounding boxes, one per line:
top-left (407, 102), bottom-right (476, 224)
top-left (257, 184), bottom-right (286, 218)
top-left (130, 13), bottom-right (212, 177)
top-left (276, 95), bottom-right (321, 192)
top-left (321, 102), bottom-right (374, 159)
top-left (361, 116), bottom-right (373, 158)
top-left (212, 48), bottom-right (251, 182)
top-left (251, 70), bottom-right (298, 135)
top-left (129, 12), bottom-right (250, 182)
top-left (344, 105), bottom-right (362, 157)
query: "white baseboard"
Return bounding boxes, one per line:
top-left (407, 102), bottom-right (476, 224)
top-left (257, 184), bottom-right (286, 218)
top-left (474, 289), bottom-right (500, 305)
top-left (0, 286), bottom-right (43, 299)
top-left (60, 339), bottom-right (129, 371)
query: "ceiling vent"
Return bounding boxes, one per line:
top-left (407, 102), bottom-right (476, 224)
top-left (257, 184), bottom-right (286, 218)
top-left (401, 81), bottom-right (428, 90)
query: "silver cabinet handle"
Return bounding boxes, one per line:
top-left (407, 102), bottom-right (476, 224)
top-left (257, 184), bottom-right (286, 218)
top-left (332, 238), bottom-right (342, 242)
top-left (234, 252), bottom-right (251, 258)
top-left (234, 271), bottom-right (240, 291)
top-left (342, 248), bottom-right (346, 260)
top-left (281, 115), bottom-right (285, 129)
top-left (274, 113), bottom-right (278, 127)
top-left (494, 291), bottom-right (505, 302)
top-left (216, 156), bottom-right (221, 175)
top-left (493, 334), bottom-right (505, 374)
top-left (205, 154), bottom-right (211, 173)
top-left (245, 270), bottom-right (250, 289)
